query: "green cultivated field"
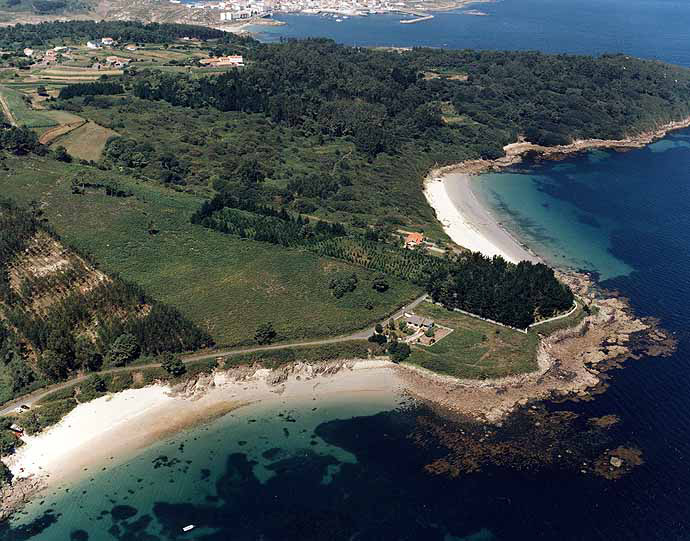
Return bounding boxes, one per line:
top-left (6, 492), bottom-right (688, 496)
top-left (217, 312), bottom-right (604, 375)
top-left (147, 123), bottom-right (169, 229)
top-left (406, 302), bottom-right (539, 379)
top-left (0, 156), bottom-right (421, 347)
top-left (0, 86), bottom-right (57, 128)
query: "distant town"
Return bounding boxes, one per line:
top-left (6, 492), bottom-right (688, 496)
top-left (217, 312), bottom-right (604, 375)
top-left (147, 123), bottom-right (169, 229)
top-left (179, 0), bottom-right (490, 24)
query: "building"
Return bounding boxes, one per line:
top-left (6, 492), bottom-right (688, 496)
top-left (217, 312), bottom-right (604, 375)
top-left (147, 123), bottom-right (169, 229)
top-left (405, 232), bottom-right (424, 248)
top-left (23, 48), bottom-right (34, 57)
top-left (199, 55), bottom-right (244, 67)
top-left (124, 44), bottom-right (138, 51)
top-left (105, 55), bottom-right (131, 67)
top-left (87, 40), bottom-right (102, 49)
top-left (101, 37), bottom-right (116, 46)
top-left (404, 314), bottom-right (434, 330)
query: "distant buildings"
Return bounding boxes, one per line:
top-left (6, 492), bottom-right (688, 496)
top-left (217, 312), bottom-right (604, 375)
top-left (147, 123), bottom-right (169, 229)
top-left (105, 55), bottom-right (131, 68)
top-left (199, 55), bottom-right (244, 67)
top-left (23, 48), bottom-right (34, 57)
top-left (87, 38), bottom-right (118, 49)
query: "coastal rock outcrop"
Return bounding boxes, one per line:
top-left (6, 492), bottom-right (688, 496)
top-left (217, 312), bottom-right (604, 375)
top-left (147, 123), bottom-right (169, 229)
top-left (396, 271), bottom-right (676, 423)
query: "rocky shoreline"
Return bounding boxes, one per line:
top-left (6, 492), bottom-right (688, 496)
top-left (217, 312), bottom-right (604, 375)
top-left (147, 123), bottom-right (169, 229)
top-left (430, 116), bottom-right (690, 177)
top-left (0, 476), bottom-right (46, 522)
top-left (396, 271), bottom-right (676, 423)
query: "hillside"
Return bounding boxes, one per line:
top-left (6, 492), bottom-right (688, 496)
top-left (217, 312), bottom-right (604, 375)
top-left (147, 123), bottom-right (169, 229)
top-left (0, 21), bottom-right (688, 399)
top-left (0, 197), bottom-right (212, 403)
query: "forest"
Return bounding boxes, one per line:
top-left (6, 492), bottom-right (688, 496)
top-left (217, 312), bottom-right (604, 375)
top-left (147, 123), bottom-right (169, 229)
top-left (0, 197), bottom-right (212, 397)
top-left (131, 39), bottom-right (690, 157)
top-left (58, 82), bottom-right (124, 100)
top-left (0, 20), bottom-right (231, 49)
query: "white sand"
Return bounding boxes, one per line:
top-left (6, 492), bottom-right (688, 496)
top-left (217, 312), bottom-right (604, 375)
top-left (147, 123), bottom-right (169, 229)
top-left (424, 172), bottom-right (538, 264)
top-left (3, 361), bottom-right (401, 486)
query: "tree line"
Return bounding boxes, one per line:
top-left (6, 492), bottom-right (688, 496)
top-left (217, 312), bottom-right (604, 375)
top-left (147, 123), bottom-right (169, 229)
top-left (0, 20), bottom-right (229, 49)
top-left (0, 198), bottom-right (212, 388)
top-left (129, 38), bottom-right (690, 158)
top-left (58, 81), bottom-right (124, 100)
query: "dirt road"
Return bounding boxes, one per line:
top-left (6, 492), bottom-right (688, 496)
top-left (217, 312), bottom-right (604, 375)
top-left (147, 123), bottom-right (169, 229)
top-left (0, 89), bottom-right (17, 126)
top-left (0, 294), bottom-right (428, 416)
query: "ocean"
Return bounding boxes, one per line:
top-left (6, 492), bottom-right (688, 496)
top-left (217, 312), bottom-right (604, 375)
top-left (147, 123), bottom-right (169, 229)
top-left (6, 0), bottom-right (690, 539)
top-left (250, 0), bottom-right (690, 67)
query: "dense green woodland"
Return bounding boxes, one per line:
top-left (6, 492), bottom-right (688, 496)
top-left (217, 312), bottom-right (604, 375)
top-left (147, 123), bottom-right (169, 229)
top-left (0, 21), bottom-right (228, 49)
top-left (132, 39), bottom-right (690, 154)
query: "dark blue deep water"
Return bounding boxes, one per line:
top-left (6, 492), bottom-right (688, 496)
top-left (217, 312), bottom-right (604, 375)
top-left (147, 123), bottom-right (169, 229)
top-left (5, 0), bottom-right (690, 539)
top-left (252, 0), bottom-right (690, 67)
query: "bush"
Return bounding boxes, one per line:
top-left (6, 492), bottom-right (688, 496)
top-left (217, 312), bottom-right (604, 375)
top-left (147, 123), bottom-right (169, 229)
top-left (368, 333), bottom-right (387, 345)
top-left (106, 333), bottom-right (139, 367)
top-left (0, 461), bottom-right (12, 486)
top-left (388, 342), bottom-right (411, 363)
top-left (79, 374), bottom-right (107, 402)
top-left (254, 322), bottom-right (277, 345)
top-left (161, 352), bottom-right (186, 377)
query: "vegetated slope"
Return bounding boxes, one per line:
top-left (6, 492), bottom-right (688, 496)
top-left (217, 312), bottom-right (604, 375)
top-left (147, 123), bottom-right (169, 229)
top-left (0, 20), bottom-right (229, 49)
top-left (0, 152), bottom-right (423, 349)
top-left (132, 40), bottom-right (690, 156)
top-left (63, 37), bottom-right (690, 232)
top-left (0, 197), bottom-right (212, 403)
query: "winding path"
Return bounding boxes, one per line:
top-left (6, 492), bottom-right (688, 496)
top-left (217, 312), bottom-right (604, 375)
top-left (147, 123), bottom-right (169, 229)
top-left (0, 89), bottom-right (17, 127)
top-left (0, 294), bottom-right (428, 416)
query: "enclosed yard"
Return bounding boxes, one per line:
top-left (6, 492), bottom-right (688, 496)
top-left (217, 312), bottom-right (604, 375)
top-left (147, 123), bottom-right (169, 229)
top-left (406, 302), bottom-right (539, 379)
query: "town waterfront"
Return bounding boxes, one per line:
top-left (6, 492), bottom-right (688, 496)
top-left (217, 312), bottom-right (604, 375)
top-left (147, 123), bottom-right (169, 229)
top-left (5, 0), bottom-right (690, 539)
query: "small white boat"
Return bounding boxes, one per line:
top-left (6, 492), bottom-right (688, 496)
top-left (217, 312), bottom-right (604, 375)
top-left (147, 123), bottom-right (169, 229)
top-left (182, 525), bottom-right (195, 532)
top-left (335, 18), bottom-right (343, 22)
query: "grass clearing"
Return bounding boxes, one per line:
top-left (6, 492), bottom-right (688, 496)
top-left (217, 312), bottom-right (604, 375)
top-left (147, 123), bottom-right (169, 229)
top-left (0, 85), bottom-right (57, 128)
top-left (51, 120), bottom-right (117, 160)
top-left (405, 301), bottom-right (539, 379)
top-left (0, 156), bottom-right (422, 347)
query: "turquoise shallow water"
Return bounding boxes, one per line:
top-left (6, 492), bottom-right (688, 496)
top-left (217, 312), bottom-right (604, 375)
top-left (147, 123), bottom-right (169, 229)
top-left (472, 130), bottom-right (690, 282)
top-left (5, 392), bottom-right (406, 540)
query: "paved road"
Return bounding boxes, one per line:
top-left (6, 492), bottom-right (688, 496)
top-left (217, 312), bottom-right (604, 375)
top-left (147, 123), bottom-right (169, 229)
top-left (0, 294), bottom-right (428, 416)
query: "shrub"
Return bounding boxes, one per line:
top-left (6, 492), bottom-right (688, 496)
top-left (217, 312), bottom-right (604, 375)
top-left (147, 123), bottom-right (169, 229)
top-left (161, 352), bottom-right (186, 377)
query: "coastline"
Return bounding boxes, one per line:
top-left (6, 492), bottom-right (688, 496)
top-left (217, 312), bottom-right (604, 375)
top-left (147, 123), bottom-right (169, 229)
top-left (424, 115), bottom-right (690, 264)
top-left (1, 359), bottom-right (402, 520)
top-left (424, 171), bottom-right (539, 264)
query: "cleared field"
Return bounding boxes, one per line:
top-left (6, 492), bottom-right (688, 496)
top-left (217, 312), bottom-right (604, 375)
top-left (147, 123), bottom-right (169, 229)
top-left (0, 85), bottom-right (57, 128)
top-left (40, 68), bottom-right (123, 77)
top-left (406, 302), bottom-right (539, 379)
top-left (0, 156), bottom-right (422, 347)
top-left (50, 120), bottom-right (117, 161)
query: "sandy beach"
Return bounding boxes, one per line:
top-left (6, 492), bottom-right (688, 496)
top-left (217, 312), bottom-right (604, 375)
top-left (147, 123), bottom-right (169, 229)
top-left (424, 171), bottom-right (538, 263)
top-left (2, 360), bottom-right (401, 489)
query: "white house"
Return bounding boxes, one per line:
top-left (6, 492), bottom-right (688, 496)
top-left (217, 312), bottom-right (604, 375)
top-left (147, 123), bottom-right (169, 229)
top-left (87, 40), bottom-right (102, 49)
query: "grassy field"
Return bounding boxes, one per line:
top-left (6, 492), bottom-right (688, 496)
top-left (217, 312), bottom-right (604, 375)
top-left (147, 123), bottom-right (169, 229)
top-left (405, 301), bottom-right (539, 379)
top-left (50, 120), bottom-right (117, 160)
top-left (0, 155), bottom-right (422, 347)
top-left (0, 85), bottom-right (57, 128)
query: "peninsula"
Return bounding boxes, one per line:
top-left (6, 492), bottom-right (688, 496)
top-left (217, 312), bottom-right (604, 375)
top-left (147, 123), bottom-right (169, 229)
top-left (0, 20), bottom-right (686, 520)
